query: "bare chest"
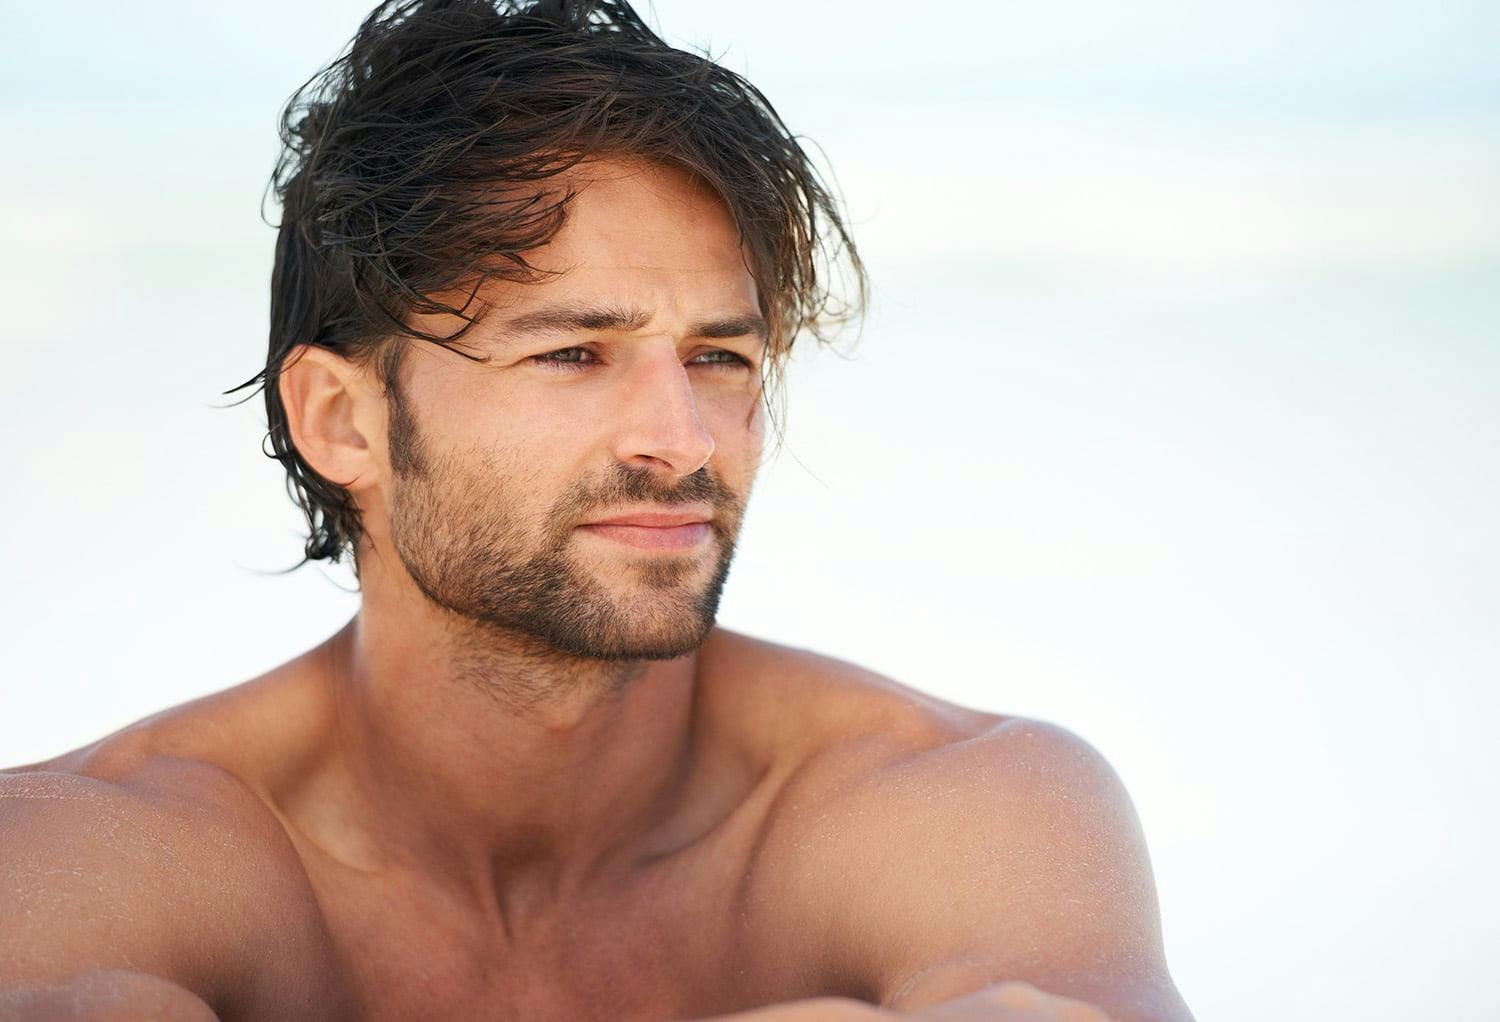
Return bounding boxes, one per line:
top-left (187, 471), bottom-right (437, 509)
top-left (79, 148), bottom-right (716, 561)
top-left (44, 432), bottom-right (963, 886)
top-left (294, 843), bottom-right (819, 1022)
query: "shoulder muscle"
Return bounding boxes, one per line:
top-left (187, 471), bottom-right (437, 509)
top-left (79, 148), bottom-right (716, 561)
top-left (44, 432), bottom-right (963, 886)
top-left (0, 760), bottom-right (336, 1018)
top-left (764, 717), bottom-right (1192, 1021)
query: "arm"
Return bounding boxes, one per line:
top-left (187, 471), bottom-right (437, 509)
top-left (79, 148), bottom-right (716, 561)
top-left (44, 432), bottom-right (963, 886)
top-left (0, 762), bottom-right (330, 1020)
top-left (775, 718), bottom-right (1197, 1022)
top-left (0, 970), bottom-right (220, 1021)
top-left (681, 985), bottom-right (1114, 1022)
top-left (684, 997), bottom-right (893, 1021)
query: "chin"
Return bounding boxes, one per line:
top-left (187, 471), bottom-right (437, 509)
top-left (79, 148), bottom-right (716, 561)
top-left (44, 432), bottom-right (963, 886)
top-left (404, 527), bottom-right (739, 662)
top-left (564, 571), bottom-right (728, 661)
top-left (539, 608), bottom-right (718, 662)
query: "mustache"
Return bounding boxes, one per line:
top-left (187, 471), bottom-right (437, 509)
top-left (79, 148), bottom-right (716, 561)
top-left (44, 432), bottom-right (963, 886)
top-left (579, 465), bottom-right (738, 513)
top-left (556, 463), bottom-right (743, 524)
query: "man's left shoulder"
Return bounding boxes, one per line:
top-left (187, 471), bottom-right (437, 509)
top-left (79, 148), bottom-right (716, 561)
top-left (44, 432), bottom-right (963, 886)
top-left (739, 653), bottom-right (1185, 1017)
top-left (705, 630), bottom-right (1137, 886)
top-left (787, 711), bottom-right (1152, 926)
top-left (765, 681), bottom-right (1130, 882)
top-left (699, 628), bottom-right (1006, 768)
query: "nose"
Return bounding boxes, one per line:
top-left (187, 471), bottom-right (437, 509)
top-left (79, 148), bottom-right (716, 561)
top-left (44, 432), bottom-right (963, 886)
top-left (609, 343), bottom-right (716, 478)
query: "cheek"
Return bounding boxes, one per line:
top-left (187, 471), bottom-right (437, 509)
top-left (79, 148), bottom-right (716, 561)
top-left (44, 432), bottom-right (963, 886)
top-left (439, 382), bottom-right (588, 460)
top-left (703, 395), bottom-right (766, 478)
top-left (410, 398), bottom-right (559, 503)
top-left (702, 371), bottom-right (765, 424)
top-left (745, 394), bottom-right (767, 438)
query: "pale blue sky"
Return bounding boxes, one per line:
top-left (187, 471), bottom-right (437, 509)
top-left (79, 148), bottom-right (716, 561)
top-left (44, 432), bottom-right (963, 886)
top-left (3, 3), bottom-right (1497, 1021)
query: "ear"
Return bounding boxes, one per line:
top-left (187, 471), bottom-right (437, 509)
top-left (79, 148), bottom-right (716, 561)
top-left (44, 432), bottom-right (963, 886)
top-left (277, 344), bottom-right (382, 495)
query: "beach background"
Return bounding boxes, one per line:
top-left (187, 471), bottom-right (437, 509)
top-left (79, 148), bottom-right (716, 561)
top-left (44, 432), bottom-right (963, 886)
top-left (3, 2), bottom-right (1498, 1020)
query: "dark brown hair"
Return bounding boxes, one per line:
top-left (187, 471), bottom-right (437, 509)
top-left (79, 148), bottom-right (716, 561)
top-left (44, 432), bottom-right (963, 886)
top-left (225, 0), bottom-right (866, 572)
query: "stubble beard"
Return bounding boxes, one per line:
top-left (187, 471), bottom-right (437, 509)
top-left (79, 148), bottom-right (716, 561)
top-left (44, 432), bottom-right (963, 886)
top-left (383, 383), bottom-right (747, 664)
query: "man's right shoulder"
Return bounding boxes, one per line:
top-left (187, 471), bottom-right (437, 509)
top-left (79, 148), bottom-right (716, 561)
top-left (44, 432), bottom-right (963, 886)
top-left (0, 753), bottom-right (344, 1020)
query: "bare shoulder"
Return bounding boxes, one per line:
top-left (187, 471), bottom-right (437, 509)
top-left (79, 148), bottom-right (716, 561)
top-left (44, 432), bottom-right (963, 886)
top-left (737, 681), bottom-right (1177, 1015)
top-left (0, 745), bottom-right (344, 1019)
top-left (762, 711), bottom-right (1138, 872)
top-left (703, 630), bottom-right (1014, 985)
top-left (707, 634), bottom-right (1142, 1000)
top-left (750, 699), bottom-right (1134, 900)
top-left (698, 626), bottom-right (1008, 767)
top-left (698, 625), bottom-right (1111, 803)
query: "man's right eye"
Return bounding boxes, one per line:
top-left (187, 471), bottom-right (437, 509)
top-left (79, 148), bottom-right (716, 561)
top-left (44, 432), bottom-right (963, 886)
top-left (531, 347), bottom-right (596, 370)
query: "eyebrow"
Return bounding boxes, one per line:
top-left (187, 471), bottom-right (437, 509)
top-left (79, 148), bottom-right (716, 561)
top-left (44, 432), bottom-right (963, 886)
top-left (489, 301), bottom-right (769, 346)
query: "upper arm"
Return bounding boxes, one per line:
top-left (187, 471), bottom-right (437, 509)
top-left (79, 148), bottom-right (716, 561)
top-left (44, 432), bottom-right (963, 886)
top-left (0, 969), bottom-right (221, 1021)
top-left (788, 718), bottom-right (1195, 1022)
top-left (0, 763), bottom-right (334, 1017)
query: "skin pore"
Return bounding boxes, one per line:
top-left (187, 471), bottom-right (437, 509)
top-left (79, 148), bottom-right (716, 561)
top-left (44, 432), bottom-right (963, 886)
top-left (275, 155), bottom-right (771, 938)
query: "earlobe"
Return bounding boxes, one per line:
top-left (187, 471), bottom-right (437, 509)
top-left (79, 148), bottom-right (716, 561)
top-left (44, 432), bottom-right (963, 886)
top-left (278, 344), bottom-right (375, 491)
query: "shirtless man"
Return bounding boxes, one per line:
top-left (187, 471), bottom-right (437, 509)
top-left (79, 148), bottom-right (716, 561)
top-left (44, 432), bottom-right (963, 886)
top-left (0, 3), bottom-right (1197, 1020)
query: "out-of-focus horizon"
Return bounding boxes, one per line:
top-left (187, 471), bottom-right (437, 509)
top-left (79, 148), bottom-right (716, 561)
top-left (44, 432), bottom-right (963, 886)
top-left (3, 3), bottom-right (1497, 1021)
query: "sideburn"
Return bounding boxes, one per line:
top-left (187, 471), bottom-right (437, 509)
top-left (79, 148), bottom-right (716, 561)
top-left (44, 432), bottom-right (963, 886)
top-left (383, 340), bottom-right (427, 479)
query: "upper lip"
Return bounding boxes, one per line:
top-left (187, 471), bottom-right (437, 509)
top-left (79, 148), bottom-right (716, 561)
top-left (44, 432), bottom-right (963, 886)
top-left (581, 506), bottom-right (713, 528)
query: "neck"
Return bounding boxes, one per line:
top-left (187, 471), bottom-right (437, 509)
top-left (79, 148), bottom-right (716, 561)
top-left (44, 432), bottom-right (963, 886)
top-left (308, 577), bottom-right (704, 925)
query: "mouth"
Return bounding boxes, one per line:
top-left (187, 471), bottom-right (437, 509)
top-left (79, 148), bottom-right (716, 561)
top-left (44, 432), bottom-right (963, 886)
top-left (580, 507), bottom-right (713, 528)
top-left (574, 521), bottom-right (712, 551)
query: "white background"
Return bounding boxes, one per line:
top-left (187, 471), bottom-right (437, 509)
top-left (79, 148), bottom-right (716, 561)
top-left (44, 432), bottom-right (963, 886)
top-left (3, 3), bottom-right (1498, 1020)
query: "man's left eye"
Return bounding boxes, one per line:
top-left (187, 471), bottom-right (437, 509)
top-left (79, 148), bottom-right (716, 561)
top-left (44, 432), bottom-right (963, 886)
top-left (692, 350), bottom-right (750, 367)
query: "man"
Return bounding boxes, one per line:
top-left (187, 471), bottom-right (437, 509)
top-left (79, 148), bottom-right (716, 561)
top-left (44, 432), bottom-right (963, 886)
top-left (0, 2), bottom-right (1197, 1020)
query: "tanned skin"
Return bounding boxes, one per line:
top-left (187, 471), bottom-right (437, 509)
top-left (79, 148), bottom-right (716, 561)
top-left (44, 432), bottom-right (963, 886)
top-left (0, 157), bottom-right (1196, 1022)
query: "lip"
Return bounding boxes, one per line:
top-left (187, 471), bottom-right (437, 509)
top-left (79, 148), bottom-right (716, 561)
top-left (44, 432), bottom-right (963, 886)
top-left (575, 521), bottom-right (712, 551)
top-left (581, 508), bottom-right (712, 528)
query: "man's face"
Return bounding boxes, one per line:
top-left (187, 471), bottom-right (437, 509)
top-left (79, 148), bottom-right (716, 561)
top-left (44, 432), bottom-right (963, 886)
top-left (372, 157), bottom-right (768, 661)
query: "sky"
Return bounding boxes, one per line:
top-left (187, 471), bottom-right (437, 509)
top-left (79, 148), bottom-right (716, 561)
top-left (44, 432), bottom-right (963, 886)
top-left (3, 2), bottom-right (1498, 1020)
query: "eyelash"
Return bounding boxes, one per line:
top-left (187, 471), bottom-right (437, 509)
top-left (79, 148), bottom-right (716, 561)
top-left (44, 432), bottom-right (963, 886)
top-left (530, 347), bottom-right (752, 372)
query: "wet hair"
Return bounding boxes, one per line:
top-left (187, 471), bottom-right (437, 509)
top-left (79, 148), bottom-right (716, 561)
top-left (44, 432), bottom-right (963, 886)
top-left (224, 0), bottom-right (866, 572)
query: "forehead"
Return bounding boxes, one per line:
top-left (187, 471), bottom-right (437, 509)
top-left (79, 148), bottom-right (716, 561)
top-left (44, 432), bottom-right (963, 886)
top-left (483, 156), bottom-right (759, 318)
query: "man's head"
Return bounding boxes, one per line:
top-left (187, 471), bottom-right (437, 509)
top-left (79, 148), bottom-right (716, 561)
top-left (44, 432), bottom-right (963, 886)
top-left (364, 157), bottom-right (766, 662)
top-left (228, 0), bottom-right (864, 660)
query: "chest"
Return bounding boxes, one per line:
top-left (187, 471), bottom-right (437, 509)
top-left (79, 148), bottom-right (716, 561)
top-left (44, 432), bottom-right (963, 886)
top-left (298, 847), bottom-right (821, 1022)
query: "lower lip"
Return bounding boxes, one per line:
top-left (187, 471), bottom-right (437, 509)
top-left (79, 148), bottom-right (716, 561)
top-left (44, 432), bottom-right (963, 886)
top-left (575, 522), bottom-right (712, 551)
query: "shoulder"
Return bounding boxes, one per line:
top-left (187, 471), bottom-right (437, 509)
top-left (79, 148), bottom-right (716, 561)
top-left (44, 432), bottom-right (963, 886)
top-left (747, 698), bottom-right (1167, 1006)
top-left (752, 709), bottom-right (1122, 892)
top-left (698, 628), bottom-right (1022, 820)
top-left (775, 715), bottom-right (1148, 904)
top-left (711, 633), bottom-right (1015, 987)
top-left (0, 746), bottom-right (343, 1018)
top-left (697, 627), bottom-right (1004, 766)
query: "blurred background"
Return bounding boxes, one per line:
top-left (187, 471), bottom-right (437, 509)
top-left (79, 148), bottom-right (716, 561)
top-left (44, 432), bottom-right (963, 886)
top-left (3, 2), bottom-right (1497, 1019)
